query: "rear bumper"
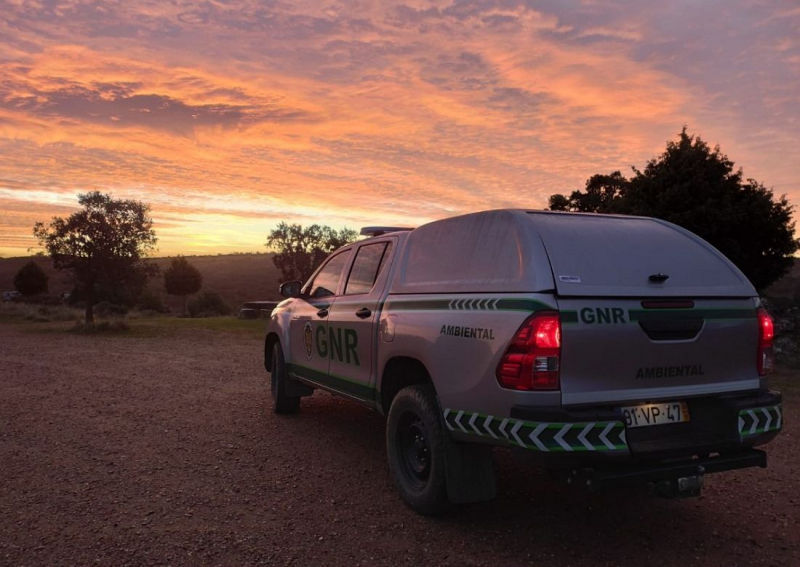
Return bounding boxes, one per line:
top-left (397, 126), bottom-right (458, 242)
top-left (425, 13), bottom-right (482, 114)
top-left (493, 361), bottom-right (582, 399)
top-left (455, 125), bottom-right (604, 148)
top-left (623, 390), bottom-right (782, 458)
top-left (570, 449), bottom-right (767, 494)
top-left (517, 390), bottom-right (781, 466)
top-left (444, 390), bottom-right (782, 468)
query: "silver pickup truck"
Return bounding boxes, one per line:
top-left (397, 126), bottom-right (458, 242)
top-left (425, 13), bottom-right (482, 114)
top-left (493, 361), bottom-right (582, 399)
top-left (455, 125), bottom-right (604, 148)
top-left (264, 209), bottom-right (782, 514)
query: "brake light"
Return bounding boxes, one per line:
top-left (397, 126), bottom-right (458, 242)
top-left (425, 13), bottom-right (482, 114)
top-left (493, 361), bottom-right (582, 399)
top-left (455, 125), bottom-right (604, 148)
top-left (496, 311), bottom-right (561, 391)
top-left (757, 307), bottom-right (774, 377)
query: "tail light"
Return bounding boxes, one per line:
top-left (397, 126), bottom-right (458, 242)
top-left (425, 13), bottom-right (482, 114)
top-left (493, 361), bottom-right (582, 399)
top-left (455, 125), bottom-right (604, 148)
top-left (496, 311), bottom-right (561, 390)
top-left (757, 307), bottom-right (774, 377)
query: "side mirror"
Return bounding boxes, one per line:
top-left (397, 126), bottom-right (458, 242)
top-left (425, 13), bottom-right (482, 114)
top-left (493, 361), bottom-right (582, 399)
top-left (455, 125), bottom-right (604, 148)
top-left (279, 280), bottom-right (303, 298)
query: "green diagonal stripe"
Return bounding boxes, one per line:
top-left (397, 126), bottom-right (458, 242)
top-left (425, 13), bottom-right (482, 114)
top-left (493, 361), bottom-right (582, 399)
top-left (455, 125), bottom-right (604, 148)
top-left (386, 297), bottom-right (555, 312)
top-left (494, 298), bottom-right (555, 312)
top-left (561, 310), bottom-right (579, 324)
top-left (385, 299), bottom-right (453, 311)
top-left (287, 363), bottom-right (374, 401)
top-left (628, 308), bottom-right (755, 322)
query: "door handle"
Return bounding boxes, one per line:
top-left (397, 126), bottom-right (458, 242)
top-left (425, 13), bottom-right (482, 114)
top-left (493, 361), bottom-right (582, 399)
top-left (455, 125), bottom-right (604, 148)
top-left (317, 309), bottom-right (329, 318)
top-left (355, 307), bottom-right (371, 319)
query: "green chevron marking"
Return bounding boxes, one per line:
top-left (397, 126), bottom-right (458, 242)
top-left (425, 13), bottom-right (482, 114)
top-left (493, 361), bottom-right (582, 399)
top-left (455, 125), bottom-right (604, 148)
top-left (385, 297), bottom-right (555, 313)
top-left (443, 408), bottom-right (628, 452)
top-left (738, 405), bottom-right (782, 436)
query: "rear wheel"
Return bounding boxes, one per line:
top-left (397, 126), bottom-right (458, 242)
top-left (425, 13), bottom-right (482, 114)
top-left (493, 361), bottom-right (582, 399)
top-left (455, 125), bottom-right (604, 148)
top-left (270, 342), bottom-right (300, 414)
top-left (386, 385), bottom-right (449, 515)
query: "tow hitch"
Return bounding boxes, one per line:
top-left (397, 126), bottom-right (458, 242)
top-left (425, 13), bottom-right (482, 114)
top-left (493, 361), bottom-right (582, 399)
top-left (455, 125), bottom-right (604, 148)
top-left (566, 449), bottom-right (766, 497)
top-left (652, 470), bottom-right (704, 499)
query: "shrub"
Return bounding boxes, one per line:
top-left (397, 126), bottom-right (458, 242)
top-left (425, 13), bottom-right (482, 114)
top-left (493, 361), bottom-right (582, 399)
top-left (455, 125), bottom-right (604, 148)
top-left (21, 294), bottom-right (63, 306)
top-left (129, 309), bottom-right (161, 319)
top-left (13, 261), bottom-right (49, 296)
top-left (136, 289), bottom-right (167, 313)
top-left (93, 301), bottom-right (129, 318)
top-left (164, 256), bottom-right (203, 316)
top-left (188, 291), bottom-right (231, 318)
top-left (0, 302), bottom-right (81, 322)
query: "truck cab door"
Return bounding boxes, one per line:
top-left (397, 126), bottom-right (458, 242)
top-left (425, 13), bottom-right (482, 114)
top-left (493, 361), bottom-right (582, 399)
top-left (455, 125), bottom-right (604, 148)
top-left (289, 250), bottom-right (352, 382)
top-left (327, 239), bottom-right (395, 403)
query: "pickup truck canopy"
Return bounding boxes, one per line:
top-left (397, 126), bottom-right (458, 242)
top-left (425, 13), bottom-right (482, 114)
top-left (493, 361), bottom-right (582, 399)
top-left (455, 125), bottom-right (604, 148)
top-left (389, 209), bottom-right (553, 294)
top-left (530, 211), bottom-right (756, 298)
top-left (388, 209), bottom-right (756, 297)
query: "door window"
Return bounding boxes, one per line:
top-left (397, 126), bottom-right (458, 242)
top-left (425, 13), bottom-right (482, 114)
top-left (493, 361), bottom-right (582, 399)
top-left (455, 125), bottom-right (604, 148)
top-left (308, 251), bottom-right (352, 298)
top-left (345, 242), bottom-right (393, 295)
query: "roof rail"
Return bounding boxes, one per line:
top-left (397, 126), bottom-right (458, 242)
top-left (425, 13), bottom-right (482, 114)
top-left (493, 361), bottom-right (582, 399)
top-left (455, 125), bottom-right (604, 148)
top-left (360, 226), bottom-right (414, 237)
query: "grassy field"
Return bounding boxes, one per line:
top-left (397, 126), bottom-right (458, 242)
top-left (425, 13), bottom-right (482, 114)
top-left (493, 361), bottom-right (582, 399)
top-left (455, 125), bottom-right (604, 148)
top-left (0, 302), bottom-right (267, 339)
top-left (0, 252), bottom-right (284, 312)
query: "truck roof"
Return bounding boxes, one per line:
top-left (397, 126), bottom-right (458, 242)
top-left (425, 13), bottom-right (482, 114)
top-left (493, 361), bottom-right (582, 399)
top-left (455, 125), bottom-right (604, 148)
top-left (387, 209), bottom-right (756, 297)
top-left (360, 226), bottom-right (414, 237)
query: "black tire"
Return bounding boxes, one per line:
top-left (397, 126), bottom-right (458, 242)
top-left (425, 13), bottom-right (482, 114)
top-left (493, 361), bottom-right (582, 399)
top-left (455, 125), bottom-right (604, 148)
top-left (270, 342), bottom-right (300, 415)
top-left (386, 385), bottom-right (449, 515)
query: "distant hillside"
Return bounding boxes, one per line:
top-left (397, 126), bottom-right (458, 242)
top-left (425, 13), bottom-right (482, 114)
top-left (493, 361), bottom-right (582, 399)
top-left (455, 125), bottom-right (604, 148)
top-left (6, 253), bottom-right (796, 308)
top-left (0, 253), bottom-right (284, 311)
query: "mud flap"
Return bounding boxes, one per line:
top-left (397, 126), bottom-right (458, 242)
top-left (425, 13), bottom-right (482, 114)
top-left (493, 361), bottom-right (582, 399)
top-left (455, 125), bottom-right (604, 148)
top-left (285, 376), bottom-right (314, 397)
top-left (442, 432), bottom-right (496, 504)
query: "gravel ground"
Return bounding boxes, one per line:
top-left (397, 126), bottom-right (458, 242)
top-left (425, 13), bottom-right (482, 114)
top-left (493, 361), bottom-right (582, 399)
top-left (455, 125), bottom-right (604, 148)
top-left (0, 322), bottom-right (798, 567)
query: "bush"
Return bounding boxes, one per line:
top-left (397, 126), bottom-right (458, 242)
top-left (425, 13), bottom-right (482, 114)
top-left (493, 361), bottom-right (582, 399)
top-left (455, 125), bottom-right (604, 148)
top-left (21, 294), bottom-right (63, 306)
top-left (36, 305), bottom-right (83, 322)
top-left (188, 291), bottom-right (231, 318)
top-left (0, 302), bottom-right (82, 322)
top-left (93, 301), bottom-right (129, 318)
top-left (136, 289), bottom-right (167, 313)
top-left (164, 256), bottom-right (203, 315)
top-left (128, 309), bottom-right (161, 319)
top-left (13, 261), bottom-right (49, 296)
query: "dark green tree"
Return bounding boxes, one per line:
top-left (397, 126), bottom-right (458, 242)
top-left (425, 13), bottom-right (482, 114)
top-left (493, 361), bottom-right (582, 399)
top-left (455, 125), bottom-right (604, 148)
top-left (187, 291), bottom-right (230, 318)
top-left (549, 171), bottom-right (630, 213)
top-left (13, 261), bottom-right (49, 296)
top-left (164, 256), bottom-right (203, 316)
top-left (266, 222), bottom-right (358, 283)
top-left (548, 128), bottom-right (798, 290)
top-left (33, 192), bottom-right (158, 324)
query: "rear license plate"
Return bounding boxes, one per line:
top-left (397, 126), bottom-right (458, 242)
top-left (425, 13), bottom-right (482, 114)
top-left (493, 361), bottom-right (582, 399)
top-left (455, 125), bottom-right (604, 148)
top-left (621, 402), bottom-right (690, 428)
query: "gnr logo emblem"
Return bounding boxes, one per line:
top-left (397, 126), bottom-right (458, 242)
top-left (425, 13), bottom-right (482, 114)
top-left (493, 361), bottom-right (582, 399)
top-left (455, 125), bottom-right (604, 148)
top-left (303, 322), bottom-right (313, 360)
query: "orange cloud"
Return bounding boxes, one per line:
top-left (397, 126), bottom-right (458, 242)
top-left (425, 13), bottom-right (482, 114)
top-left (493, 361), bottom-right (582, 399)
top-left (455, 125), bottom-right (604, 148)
top-left (0, 0), bottom-right (798, 257)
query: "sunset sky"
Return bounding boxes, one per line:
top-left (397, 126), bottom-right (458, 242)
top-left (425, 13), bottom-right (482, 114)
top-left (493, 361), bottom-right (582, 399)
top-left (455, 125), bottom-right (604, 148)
top-left (1, 1), bottom-right (798, 257)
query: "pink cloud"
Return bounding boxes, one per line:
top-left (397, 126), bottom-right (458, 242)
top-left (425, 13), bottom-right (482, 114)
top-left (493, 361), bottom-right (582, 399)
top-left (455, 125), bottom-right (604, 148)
top-left (0, 0), bottom-right (798, 256)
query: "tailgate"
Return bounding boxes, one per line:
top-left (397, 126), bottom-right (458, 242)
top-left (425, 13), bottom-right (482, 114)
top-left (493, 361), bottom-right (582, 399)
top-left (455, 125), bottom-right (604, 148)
top-left (558, 298), bottom-right (760, 406)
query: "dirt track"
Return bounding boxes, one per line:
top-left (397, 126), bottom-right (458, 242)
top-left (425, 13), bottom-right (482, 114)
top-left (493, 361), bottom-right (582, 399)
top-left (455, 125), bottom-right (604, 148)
top-left (0, 322), bottom-right (798, 566)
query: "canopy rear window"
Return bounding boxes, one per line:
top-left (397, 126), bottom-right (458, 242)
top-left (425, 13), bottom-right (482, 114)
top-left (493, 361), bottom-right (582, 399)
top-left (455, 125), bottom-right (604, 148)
top-left (530, 213), bottom-right (755, 297)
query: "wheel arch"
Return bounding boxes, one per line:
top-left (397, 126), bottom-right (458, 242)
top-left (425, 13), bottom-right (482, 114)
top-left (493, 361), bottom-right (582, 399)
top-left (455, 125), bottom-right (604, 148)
top-left (264, 332), bottom-right (281, 372)
top-left (379, 356), bottom-right (436, 415)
